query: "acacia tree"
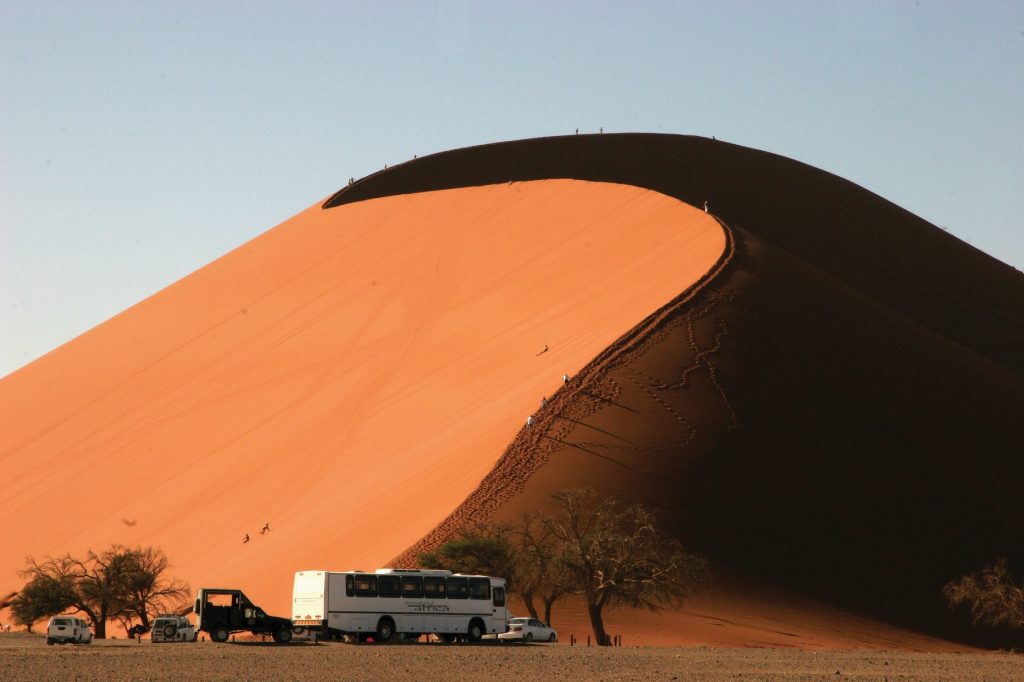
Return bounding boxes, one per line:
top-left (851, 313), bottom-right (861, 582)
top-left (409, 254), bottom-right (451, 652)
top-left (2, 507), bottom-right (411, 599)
top-left (417, 522), bottom-right (517, 584)
top-left (514, 511), bottom-right (570, 625)
top-left (417, 519), bottom-right (569, 624)
top-left (541, 488), bottom-right (709, 646)
top-left (72, 547), bottom-right (140, 638)
top-left (114, 546), bottom-right (190, 633)
top-left (11, 545), bottom-right (189, 638)
top-left (9, 557), bottom-right (78, 632)
top-left (945, 558), bottom-right (1024, 631)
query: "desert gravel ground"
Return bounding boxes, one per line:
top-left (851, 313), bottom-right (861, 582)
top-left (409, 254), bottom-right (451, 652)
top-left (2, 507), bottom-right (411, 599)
top-left (2, 634), bottom-right (1023, 681)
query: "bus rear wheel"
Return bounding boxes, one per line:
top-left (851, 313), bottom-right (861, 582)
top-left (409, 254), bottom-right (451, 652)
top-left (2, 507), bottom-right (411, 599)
top-left (375, 618), bottom-right (395, 643)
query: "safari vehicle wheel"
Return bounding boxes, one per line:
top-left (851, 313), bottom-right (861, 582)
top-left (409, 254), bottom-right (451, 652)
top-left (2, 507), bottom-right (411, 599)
top-left (375, 618), bottom-right (395, 643)
top-left (272, 628), bottom-right (293, 644)
top-left (211, 627), bottom-right (230, 643)
top-left (467, 620), bottom-right (484, 643)
top-left (549, 633), bottom-right (557, 642)
top-left (525, 632), bottom-right (533, 642)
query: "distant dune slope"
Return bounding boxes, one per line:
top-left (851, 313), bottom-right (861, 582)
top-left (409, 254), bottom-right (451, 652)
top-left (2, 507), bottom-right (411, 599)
top-left (0, 179), bottom-right (723, 624)
top-left (332, 134), bottom-right (1023, 646)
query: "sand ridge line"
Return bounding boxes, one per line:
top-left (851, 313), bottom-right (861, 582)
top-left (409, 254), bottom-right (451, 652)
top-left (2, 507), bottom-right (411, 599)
top-left (393, 215), bottom-right (736, 566)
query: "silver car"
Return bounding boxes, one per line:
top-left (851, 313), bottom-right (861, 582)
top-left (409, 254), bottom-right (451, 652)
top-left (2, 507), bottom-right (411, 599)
top-left (498, 617), bottom-right (557, 642)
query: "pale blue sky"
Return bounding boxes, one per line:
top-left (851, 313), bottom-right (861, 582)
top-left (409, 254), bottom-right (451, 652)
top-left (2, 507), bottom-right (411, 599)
top-left (2, 1), bottom-right (1022, 378)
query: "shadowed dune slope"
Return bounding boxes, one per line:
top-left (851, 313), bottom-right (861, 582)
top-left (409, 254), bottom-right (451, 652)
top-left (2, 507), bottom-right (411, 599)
top-left (341, 135), bottom-right (1023, 646)
top-left (0, 180), bottom-right (724, 626)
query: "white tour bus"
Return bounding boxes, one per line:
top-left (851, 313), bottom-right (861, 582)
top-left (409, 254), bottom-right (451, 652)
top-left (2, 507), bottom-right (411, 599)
top-left (292, 568), bottom-right (508, 642)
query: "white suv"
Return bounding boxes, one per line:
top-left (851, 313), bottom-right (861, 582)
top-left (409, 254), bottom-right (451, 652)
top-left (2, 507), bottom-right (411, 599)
top-left (46, 616), bottom-right (92, 645)
top-left (151, 615), bottom-right (197, 643)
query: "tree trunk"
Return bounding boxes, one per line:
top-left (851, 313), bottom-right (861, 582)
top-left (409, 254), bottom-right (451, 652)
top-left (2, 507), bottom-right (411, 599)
top-left (587, 601), bottom-right (610, 646)
top-left (521, 591), bottom-right (540, 619)
top-left (542, 594), bottom-right (558, 627)
top-left (95, 606), bottom-right (107, 639)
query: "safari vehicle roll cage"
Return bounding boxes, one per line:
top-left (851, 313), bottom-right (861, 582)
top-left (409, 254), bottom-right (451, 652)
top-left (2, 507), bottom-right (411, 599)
top-left (195, 588), bottom-right (293, 643)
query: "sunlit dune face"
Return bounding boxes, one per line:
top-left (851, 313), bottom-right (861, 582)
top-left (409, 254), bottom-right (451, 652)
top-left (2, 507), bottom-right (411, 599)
top-left (0, 180), bottom-right (723, 624)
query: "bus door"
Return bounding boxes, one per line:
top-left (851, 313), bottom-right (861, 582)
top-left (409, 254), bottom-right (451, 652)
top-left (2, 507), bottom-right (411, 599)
top-left (492, 586), bottom-right (507, 629)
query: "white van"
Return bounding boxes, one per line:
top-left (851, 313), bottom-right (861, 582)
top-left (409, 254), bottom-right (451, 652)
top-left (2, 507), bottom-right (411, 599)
top-left (46, 615), bottom-right (92, 645)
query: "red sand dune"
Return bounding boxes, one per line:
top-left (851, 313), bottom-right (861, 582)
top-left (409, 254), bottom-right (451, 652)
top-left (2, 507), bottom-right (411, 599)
top-left (2, 134), bottom-right (1022, 650)
top-left (0, 178), bottom-right (725, 632)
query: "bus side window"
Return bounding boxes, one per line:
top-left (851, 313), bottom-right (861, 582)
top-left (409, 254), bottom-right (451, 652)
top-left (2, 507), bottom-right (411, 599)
top-left (401, 576), bottom-right (424, 598)
top-left (492, 587), bottom-right (506, 607)
top-left (446, 577), bottom-right (469, 599)
top-left (346, 575), bottom-right (354, 597)
top-left (469, 577), bottom-right (490, 600)
top-left (424, 576), bottom-right (446, 599)
top-left (379, 575), bottom-right (401, 598)
top-left (354, 574), bottom-right (378, 597)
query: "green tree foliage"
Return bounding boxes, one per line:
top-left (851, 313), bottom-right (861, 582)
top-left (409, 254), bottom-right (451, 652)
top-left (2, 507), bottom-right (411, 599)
top-left (10, 545), bottom-right (189, 638)
top-left (418, 518), bottom-right (570, 625)
top-left (945, 558), bottom-right (1024, 630)
top-left (541, 488), bottom-right (709, 646)
top-left (418, 522), bottom-right (517, 585)
top-left (9, 559), bottom-right (78, 632)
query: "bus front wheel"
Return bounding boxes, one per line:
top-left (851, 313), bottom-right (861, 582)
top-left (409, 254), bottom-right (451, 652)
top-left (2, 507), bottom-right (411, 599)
top-left (467, 619), bottom-right (484, 643)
